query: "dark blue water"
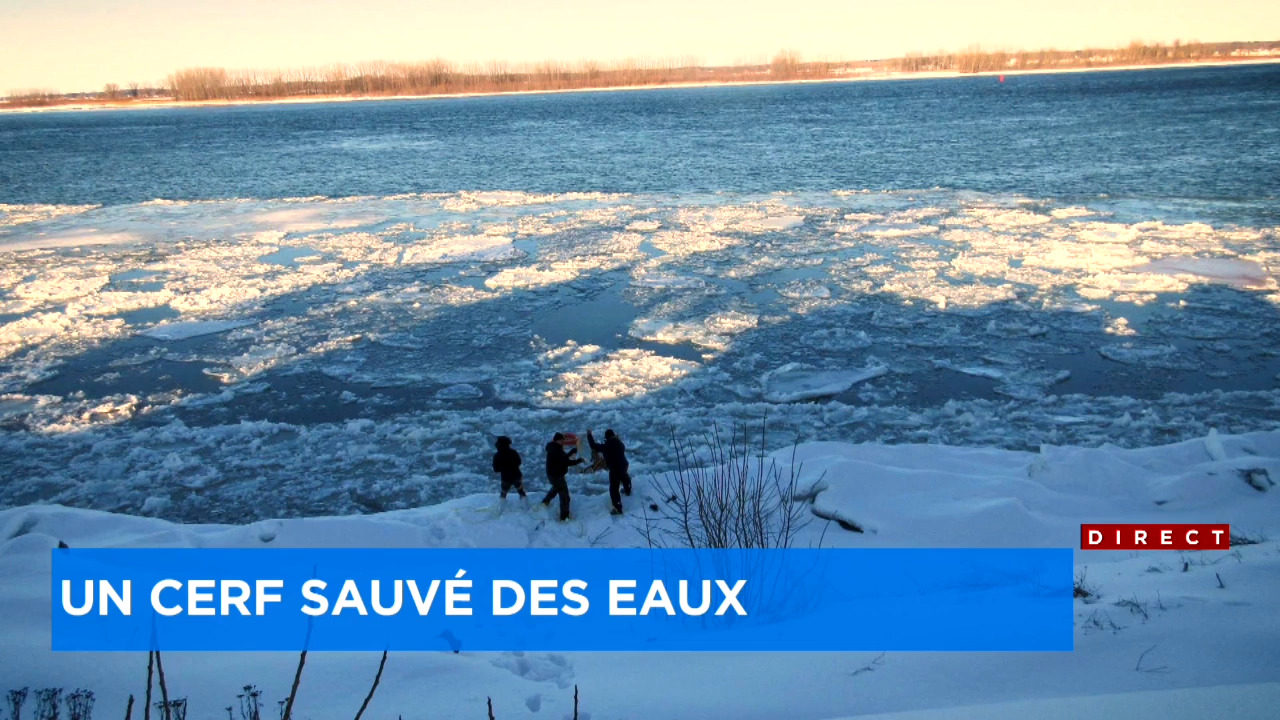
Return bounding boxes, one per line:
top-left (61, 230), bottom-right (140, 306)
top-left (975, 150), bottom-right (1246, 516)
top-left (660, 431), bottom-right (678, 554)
top-left (3, 64), bottom-right (1279, 210)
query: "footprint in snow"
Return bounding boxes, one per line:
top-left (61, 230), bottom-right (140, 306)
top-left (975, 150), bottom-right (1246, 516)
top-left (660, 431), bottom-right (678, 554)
top-left (490, 651), bottom-right (575, 688)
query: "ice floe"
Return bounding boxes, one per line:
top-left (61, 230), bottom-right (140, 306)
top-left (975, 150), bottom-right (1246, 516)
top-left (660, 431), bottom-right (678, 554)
top-left (539, 348), bottom-right (701, 406)
top-left (142, 319), bottom-right (257, 341)
top-left (401, 234), bottom-right (523, 265)
top-left (1133, 256), bottom-right (1274, 289)
top-left (1098, 342), bottom-right (1198, 370)
top-left (0, 188), bottom-right (1277, 519)
top-left (762, 361), bottom-right (889, 403)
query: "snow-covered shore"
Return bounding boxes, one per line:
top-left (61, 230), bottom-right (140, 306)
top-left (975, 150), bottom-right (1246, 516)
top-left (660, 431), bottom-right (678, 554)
top-left (2, 430), bottom-right (1277, 718)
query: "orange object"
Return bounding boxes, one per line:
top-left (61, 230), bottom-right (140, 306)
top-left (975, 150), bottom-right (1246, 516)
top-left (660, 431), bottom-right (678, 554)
top-left (562, 432), bottom-right (579, 447)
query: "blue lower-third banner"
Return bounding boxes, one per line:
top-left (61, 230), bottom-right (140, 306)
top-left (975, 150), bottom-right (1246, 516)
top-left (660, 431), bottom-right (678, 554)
top-left (52, 547), bottom-right (1073, 652)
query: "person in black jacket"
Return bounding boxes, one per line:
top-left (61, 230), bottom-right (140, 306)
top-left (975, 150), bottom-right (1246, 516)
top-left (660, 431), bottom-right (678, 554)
top-left (588, 428), bottom-right (631, 515)
top-left (492, 436), bottom-right (526, 500)
top-left (542, 432), bottom-right (582, 521)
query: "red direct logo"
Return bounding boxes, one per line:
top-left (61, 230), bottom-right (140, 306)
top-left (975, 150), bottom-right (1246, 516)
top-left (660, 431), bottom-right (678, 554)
top-left (1080, 524), bottom-right (1230, 551)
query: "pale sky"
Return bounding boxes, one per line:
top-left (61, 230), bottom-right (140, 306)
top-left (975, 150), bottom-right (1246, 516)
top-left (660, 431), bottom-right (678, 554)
top-left (3, 0), bottom-right (1278, 93)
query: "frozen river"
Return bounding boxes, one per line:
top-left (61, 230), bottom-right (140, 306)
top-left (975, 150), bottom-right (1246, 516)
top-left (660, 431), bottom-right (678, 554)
top-left (2, 65), bottom-right (1279, 521)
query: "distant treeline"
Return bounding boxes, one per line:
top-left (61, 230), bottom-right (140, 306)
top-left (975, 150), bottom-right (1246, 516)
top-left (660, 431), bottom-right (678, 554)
top-left (162, 58), bottom-right (775, 102)
top-left (885, 39), bottom-right (1280, 73)
top-left (5, 83), bottom-right (167, 107)
top-left (5, 40), bottom-right (1280, 107)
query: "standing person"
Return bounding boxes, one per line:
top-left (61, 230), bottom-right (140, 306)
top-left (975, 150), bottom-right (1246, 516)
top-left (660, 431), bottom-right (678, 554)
top-left (492, 436), bottom-right (526, 500)
top-left (588, 428), bottom-right (631, 515)
top-left (542, 432), bottom-right (582, 521)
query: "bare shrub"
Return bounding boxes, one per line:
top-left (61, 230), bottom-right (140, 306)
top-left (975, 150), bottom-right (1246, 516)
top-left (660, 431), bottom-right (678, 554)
top-left (1081, 609), bottom-right (1123, 635)
top-left (1073, 568), bottom-right (1099, 602)
top-left (5, 89), bottom-right (61, 107)
top-left (1114, 596), bottom-right (1149, 621)
top-left (644, 420), bottom-right (814, 550)
top-left (770, 50), bottom-right (803, 79)
top-left (33, 689), bottom-right (59, 720)
top-left (8, 689), bottom-right (28, 720)
top-left (151, 702), bottom-right (183, 720)
top-left (235, 687), bottom-right (260, 720)
top-left (64, 691), bottom-right (92, 720)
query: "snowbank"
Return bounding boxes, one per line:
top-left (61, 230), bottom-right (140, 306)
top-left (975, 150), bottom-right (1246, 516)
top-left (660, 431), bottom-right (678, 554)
top-left (2, 430), bottom-right (1277, 719)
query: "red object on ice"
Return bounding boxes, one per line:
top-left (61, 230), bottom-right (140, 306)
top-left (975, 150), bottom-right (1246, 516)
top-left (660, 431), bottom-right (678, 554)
top-left (562, 433), bottom-right (579, 447)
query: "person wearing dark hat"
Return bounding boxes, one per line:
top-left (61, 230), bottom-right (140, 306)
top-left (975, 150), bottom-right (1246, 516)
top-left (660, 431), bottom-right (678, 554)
top-left (492, 436), bottom-right (526, 500)
top-left (588, 428), bottom-right (631, 515)
top-left (542, 432), bottom-right (583, 521)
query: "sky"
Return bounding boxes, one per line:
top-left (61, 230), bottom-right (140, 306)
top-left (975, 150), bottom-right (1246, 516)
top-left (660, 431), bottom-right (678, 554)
top-left (2, 0), bottom-right (1279, 93)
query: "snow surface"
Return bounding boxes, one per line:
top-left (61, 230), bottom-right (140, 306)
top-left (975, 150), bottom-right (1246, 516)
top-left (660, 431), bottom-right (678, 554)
top-left (1, 429), bottom-right (1278, 718)
top-left (838, 683), bottom-right (1280, 720)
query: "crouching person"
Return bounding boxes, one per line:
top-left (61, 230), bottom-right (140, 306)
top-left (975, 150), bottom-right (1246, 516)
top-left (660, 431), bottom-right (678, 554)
top-left (542, 432), bottom-right (583, 521)
top-left (493, 436), bottom-right (526, 500)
